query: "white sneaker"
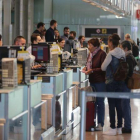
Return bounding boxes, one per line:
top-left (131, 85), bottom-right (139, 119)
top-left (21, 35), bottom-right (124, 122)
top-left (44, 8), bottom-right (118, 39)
top-left (117, 128), bottom-right (122, 135)
top-left (103, 128), bottom-right (117, 136)
top-left (95, 123), bottom-right (103, 131)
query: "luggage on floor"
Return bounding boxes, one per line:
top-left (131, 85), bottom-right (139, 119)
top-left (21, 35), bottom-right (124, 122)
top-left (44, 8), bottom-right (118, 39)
top-left (86, 101), bottom-right (95, 131)
top-left (55, 100), bottom-right (61, 131)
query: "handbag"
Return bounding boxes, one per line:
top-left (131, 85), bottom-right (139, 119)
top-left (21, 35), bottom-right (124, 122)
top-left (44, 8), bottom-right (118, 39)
top-left (127, 71), bottom-right (140, 89)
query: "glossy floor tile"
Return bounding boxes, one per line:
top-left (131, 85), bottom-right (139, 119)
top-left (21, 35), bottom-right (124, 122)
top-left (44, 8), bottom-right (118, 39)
top-left (61, 99), bottom-right (140, 140)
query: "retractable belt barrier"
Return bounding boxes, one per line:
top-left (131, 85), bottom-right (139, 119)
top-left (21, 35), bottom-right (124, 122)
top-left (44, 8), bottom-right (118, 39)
top-left (80, 91), bottom-right (140, 140)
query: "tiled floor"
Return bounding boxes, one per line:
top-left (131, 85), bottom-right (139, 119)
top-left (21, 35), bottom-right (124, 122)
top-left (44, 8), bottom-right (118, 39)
top-left (61, 99), bottom-right (140, 140)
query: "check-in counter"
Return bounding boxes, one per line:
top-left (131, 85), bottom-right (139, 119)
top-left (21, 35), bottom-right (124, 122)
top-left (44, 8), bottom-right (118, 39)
top-left (0, 87), bottom-right (27, 140)
top-left (34, 73), bottom-right (65, 136)
top-left (28, 80), bottom-right (44, 140)
top-left (66, 65), bottom-right (86, 83)
top-left (19, 80), bottom-right (44, 140)
top-left (61, 69), bottom-right (73, 134)
top-left (66, 65), bottom-right (89, 129)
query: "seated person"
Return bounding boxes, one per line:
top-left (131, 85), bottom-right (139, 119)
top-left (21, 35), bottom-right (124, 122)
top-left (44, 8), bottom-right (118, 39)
top-left (0, 35), bottom-right (2, 46)
top-left (58, 38), bottom-right (65, 51)
top-left (26, 33), bottom-right (42, 54)
top-left (14, 36), bottom-right (26, 46)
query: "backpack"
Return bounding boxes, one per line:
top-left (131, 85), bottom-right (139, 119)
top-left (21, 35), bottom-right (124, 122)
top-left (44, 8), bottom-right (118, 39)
top-left (131, 42), bottom-right (139, 57)
top-left (111, 57), bottom-right (129, 81)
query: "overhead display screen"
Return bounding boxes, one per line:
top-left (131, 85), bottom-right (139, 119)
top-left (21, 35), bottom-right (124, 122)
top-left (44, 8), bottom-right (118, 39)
top-left (85, 28), bottom-right (118, 44)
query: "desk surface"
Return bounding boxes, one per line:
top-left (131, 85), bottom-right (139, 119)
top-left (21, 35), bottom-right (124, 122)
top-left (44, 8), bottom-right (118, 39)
top-left (66, 65), bottom-right (83, 68)
top-left (36, 73), bottom-right (63, 77)
top-left (0, 80), bottom-right (42, 94)
top-left (0, 87), bottom-right (23, 94)
top-left (62, 69), bottom-right (73, 73)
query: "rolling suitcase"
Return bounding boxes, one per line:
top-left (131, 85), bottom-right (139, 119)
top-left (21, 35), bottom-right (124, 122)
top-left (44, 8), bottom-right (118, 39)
top-left (86, 101), bottom-right (95, 131)
top-left (55, 100), bottom-right (61, 131)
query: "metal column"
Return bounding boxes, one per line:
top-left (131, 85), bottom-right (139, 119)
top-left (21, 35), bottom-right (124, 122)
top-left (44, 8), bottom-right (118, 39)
top-left (0, 0), bottom-right (2, 35)
top-left (80, 91), bottom-right (86, 140)
top-left (3, 0), bottom-right (11, 45)
top-left (20, 0), bottom-right (24, 36)
top-left (14, 0), bottom-right (20, 39)
top-left (28, 0), bottom-right (34, 44)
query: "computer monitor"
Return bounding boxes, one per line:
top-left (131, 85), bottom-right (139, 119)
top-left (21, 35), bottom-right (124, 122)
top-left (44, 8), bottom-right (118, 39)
top-left (64, 44), bottom-right (72, 53)
top-left (83, 41), bottom-right (88, 48)
top-left (9, 46), bottom-right (27, 58)
top-left (0, 46), bottom-right (9, 67)
top-left (32, 44), bottom-right (50, 63)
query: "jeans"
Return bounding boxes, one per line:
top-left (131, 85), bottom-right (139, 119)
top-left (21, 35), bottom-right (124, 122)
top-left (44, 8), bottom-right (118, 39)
top-left (90, 82), bottom-right (105, 127)
top-left (106, 81), bottom-right (125, 129)
top-left (122, 84), bottom-right (131, 129)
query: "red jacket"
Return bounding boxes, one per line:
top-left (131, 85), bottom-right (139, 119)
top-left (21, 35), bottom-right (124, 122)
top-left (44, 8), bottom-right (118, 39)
top-left (89, 49), bottom-right (106, 83)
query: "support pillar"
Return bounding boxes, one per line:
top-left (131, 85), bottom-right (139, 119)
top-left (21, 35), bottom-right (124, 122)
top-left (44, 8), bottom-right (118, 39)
top-left (0, 0), bottom-right (2, 35)
top-left (28, 0), bottom-right (34, 44)
top-left (3, 0), bottom-right (11, 45)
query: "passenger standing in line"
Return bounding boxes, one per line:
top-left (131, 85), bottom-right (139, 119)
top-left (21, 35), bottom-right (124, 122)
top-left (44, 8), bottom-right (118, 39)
top-left (121, 41), bottom-right (137, 133)
top-left (54, 29), bottom-right (60, 42)
top-left (61, 27), bottom-right (70, 41)
top-left (0, 35), bottom-right (2, 46)
top-left (76, 35), bottom-right (85, 49)
top-left (82, 38), bottom-right (106, 131)
top-left (33, 22), bottom-right (45, 36)
top-left (102, 33), bottom-right (125, 136)
top-left (45, 20), bottom-right (57, 42)
top-left (70, 31), bottom-right (77, 40)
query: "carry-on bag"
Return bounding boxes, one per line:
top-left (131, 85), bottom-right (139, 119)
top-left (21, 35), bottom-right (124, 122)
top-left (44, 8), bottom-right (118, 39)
top-left (80, 86), bottom-right (96, 131)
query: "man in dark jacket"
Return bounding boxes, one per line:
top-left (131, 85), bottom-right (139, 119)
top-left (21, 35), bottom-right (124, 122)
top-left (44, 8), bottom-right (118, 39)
top-left (45, 20), bottom-right (57, 42)
top-left (33, 22), bottom-right (45, 36)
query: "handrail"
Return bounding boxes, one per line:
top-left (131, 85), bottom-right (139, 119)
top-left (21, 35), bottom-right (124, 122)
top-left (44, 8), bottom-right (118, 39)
top-left (57, 90), bottom-right (67, 96)
top-left (34, 101), bottom-right (46, 109)
top-left (11, 110), bottom-right (28, 121)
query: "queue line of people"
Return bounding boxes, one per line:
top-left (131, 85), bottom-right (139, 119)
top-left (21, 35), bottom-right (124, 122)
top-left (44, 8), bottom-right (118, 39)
top-left (82, 33), bottom-right (137, 135)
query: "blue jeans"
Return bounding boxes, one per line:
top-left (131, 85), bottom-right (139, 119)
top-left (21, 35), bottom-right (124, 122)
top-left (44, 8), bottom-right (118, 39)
top-left (122, 84), bottom-right (131, 129)
top-left (106, 81), bottom-right (124, 128)
top-left (90, 82), bottom-right (105, 127)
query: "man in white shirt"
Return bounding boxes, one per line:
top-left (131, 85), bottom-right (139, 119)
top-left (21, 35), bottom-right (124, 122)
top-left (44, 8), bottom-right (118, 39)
top-left (27, 33), bottom-right (42, 54)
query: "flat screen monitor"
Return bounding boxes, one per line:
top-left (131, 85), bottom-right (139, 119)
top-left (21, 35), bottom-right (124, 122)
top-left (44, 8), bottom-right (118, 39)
top-left (32, 44), bottom-right (50, 63)
top-left (0, 46), bottom-right (9, 68)
top-left (64, 44), bottom-right (72, 53)
top-left (83, 41), bottom-right (88, 48)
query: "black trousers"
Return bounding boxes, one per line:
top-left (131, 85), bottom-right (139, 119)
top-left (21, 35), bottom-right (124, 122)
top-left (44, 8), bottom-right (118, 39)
top-left (108, 98), bottom-right (122, 128)
top-left (106, 81), bottom-right (124, 129)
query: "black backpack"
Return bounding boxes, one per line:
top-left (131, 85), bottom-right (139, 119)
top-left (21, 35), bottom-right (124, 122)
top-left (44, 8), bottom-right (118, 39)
top-left (111, 57), bottom-right (129, 81)
top-left (131, 42), bottom-right (139, 57)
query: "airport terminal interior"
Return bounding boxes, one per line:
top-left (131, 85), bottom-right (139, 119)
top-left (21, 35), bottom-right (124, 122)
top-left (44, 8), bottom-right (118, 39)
top-left (1, 0), bottom-right (140, 140)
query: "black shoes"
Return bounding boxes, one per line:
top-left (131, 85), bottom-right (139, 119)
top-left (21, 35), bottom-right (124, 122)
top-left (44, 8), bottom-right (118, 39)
top-left (122, 128), bottom-right (132, 133)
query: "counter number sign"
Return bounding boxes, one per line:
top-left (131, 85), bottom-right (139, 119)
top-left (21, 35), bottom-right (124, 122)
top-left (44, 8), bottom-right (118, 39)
top-left (102, 29), bottom-right (107, 34)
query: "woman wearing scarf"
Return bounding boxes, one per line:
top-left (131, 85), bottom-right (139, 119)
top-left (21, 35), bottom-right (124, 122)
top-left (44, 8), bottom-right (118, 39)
top-left (82, 38), bottom-right (106, 131)
top-left (121, 41), bottom-right (137, 133)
